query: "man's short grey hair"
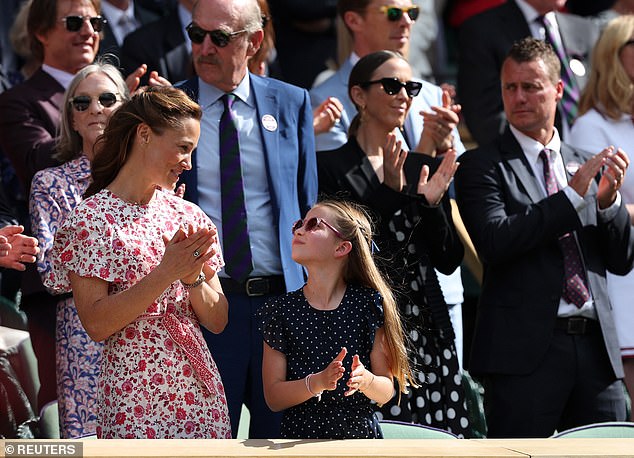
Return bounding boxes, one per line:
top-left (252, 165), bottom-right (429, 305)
top-left (241, 0), bottom-right (263, 34)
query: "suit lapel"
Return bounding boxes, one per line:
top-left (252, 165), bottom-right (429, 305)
top-left (164, 14), bottom-right (191, 80)
top-left (501, 130), bottom-right (544, 204)
top-left (251, 74), bottom-right (281, 212)
top-left (343, 145), bottom-right (381, 200)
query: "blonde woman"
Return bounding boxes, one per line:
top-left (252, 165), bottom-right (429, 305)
top-left (569, 15), bottom-right (634, 419)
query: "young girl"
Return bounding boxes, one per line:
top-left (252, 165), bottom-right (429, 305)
top-left (258, 199), bottom-right (415, 439)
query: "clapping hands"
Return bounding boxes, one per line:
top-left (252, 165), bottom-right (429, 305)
top-left (160, 225), bottom-right (217, 285)
top-left (0, 225), bottom-right (39, 271)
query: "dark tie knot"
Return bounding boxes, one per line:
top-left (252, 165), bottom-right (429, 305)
top-left (539, 148), bottom-right (553, 163)
top-left (222, 93), bottom-right (237, 110)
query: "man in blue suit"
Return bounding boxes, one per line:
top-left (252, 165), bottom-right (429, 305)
top-left (176, 0), bottom-right (317, 439)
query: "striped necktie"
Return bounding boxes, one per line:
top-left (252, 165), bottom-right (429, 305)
top-left (219, 93), bottom-right (253, 282)
top-left (539, 149), bottom-right (589, 308)
top-left (537, 15), bottom-right (580, 127)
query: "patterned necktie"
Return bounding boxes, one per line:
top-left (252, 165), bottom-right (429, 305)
top-left (219, 94), bottom-right (253, 282)
top-left (537, 15), bottom-right (580, 127)
top-left (118, 14), bottom-right (136, 39)
top-left (539, 149), bottom-right (589, 308)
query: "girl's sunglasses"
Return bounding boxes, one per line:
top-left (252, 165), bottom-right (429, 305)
top-left (379, 6), bottom-right (420, 22)
top-left (70, 92), bottom-right (119, 112)
top-left (61, 15), bottom-right (107, 33)
top-left (186, 23), bottom-right (247, 47)
top-left (292, 217), bottom-right (345, 239)
top-left (360, 77), bottom-right (422, 98)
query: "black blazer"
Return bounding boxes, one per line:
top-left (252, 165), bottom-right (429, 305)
top-left (120, 8), bottom-right (192, 85)
top-left (317, 138), bottom-right (464, 277)
top-left (454, 128), bottom-right (634, 378)
top-left (457, 0), bottom-right (599, 145)
top-left (99, 3), bottom-right (160, 61)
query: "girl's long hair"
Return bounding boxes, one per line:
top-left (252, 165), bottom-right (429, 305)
top-left (316, 199), bottom-right (417, 395)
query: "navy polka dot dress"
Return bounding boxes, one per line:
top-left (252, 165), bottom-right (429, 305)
top-left (257, 284), bottom-right (384, 439)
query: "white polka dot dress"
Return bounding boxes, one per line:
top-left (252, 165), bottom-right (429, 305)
top-left (257, 285), bottom-right (384, 439)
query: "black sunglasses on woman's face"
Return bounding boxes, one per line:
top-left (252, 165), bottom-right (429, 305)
top-left (360, 77), bottom-right (422, 98)
top-left (70, 92), bottom-right (119, 111)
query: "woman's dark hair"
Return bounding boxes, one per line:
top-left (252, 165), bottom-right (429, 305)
top-left (84, 86), bottom-right (202, 198)
top-left (347, 50), bottom-right (404, 137)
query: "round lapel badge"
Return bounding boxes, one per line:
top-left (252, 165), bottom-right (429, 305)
top-left (569, 58), bottom-right (586, 77)
top-left (261, 114), bottom-right (278, 132)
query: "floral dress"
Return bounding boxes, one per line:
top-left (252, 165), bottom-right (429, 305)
top-left (30, 154), bottom-right (102, 438)
top-left (45, 188), bottom-right (231, 439)
top-left (257, 285), bottom-right (384, 439)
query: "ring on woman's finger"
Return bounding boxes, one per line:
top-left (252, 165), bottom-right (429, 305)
top-left (193, 250), bottom-right (200, 258)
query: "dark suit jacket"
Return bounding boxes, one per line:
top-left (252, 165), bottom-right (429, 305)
top-left (120, 8), bottom-right (192, 85)
top-left (318, 138), bottom-right (464, 277)
top-left (99, 3), bottom-right (160, 60)
top-left (457, 0), bottom-right (599, 145)
top-left (454, 128), bottom-right (634, 379)
top-left (176, 74), bottom-right (318, 291)
top-left (0, 69), bottom-right (62, 190)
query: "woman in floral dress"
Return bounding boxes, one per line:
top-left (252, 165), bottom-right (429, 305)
top-left (45, 86), bottom-right (231, 439)
top-left (30, 62), bottom-right (129, 438)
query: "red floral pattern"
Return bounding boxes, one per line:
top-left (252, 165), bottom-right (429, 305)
top-left (47, 189), bottom-right (231, 439)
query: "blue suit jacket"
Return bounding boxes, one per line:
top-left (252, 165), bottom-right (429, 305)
top-left (309, 57), bottom-right (465, 154)
top-left (176, 74), bottom-right (318, 291)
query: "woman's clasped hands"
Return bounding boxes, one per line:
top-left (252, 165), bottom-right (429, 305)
top-left (160, 224), bottom-right (217, 285)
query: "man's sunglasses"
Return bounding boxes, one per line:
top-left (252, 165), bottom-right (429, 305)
top-left (292, 217), bottom-right (346, 239)
top-left (61, 15), bottom-right (107, 33)
top-left (70, 92), bottom-right (119, 111)
top-left (360, 77), bottom-right (422, 98)
top-left (186, 23), bottom-right (247, 47)
top-left (379, 5), bottom-right (420, 22)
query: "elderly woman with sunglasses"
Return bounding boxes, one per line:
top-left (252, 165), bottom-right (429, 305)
top-left (317, 50), bottom-right (470, 437)
top-left (28, 61), bottom-right (129, 438)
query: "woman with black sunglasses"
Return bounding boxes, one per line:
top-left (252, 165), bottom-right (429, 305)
top-left (29, 61), bottom-right (129, 438)
top-left (317, 50), bottom-right (470, 437)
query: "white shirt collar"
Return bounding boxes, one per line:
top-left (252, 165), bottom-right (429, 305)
top-left (510, 124), bottom-right (562, 165)
top-left (101, 0), bottom-right (135, 23)
top-left (199, 72), bottom-right (252, 109)
top-left (41, 64), bottom-right (75, 90)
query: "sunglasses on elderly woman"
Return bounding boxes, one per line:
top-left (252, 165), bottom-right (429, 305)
top-left (70, 92), bottom-right (119, 112)
top-left (379, 5), bottom-right (420, 22)
top-left (61, 15), bottom-right (107, 32)
top-left (186, 23), bottom-right (247, 47)
top-left (361, 77), bottom-right (422, 98)
top-left (292, 217), bottom-right (346, 239)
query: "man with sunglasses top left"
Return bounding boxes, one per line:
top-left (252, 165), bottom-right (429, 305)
top-left (176, 0), bottom-right (317, 440)
top-left (0, 0), bottom-right (103, 412)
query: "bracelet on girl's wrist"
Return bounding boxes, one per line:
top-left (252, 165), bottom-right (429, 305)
top-left (181, 272), bottom-right (206, 289)
top-left (305, 373), bottom-right (323, 402)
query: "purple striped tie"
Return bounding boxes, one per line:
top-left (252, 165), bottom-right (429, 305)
top-left (540, 149), bottom-right (590, 308)
top-left (220, 93), bottom-right (253, 282)
top-left (537, 15), bottom-right (580, 127)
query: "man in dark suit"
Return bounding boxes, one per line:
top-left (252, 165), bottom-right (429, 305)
top-left (98, 0), bottom-right (160, 59)
top-left (120, 0), bottom-right (194, 85)
top-left (177, 0), bottom-right (317, 438)
top-left (0, 0), bottom-right (102, 410)
top-left (455, 37), bottom-right (634, 438)
top-left (457, 0), bottom-right (599, 146)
